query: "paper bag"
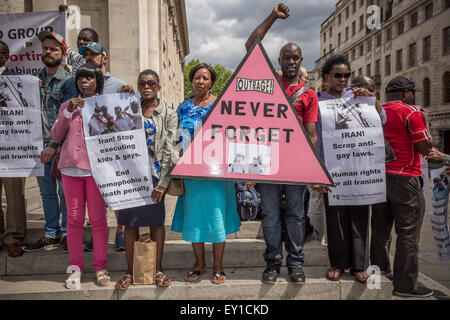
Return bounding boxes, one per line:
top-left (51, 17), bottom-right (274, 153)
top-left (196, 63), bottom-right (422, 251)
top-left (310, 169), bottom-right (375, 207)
top-left (133, 233), bottom-right (157, 285)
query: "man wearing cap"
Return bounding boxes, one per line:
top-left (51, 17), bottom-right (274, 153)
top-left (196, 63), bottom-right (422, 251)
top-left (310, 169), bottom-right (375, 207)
top-left (23, 31), bottom-right (77, 253)
top-left (370, 76), bottom-right (433, 298)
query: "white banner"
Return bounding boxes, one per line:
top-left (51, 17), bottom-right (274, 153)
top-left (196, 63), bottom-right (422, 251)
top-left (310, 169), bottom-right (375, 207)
top-left (0, 11), bottom-right (66, 75)
top-left (429, 167), bottom-right (450, 261)
top-left (82, 93), bottom-right (154, 210)
top-left (0, 75), bottom-right (44, 177)
top-left (319, 96), bottom-right (386, 206)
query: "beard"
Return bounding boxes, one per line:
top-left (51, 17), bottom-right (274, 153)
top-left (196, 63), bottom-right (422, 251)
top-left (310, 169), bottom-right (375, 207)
top-left (42, 55), bottom-right (62, 67)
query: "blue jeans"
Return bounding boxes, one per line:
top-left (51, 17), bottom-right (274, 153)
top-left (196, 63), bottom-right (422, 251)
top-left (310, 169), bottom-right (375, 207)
top-left (256, 183), bottom-right (306, 268)
top-left (36, 151), bottom-right (67, 239)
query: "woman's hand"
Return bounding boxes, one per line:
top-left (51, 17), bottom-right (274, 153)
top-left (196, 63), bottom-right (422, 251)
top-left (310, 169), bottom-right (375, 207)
top-left (312, 185), bottom-right (333, 193)
top-left (353, 87), bottom-right (373, 98)
top-left (120, 85), bottom-right (135, 94)
top-left (151, 185), bottom-right (167, 203)
top-left (244, 182), bottom-right (256, 187)
top-left (426, 147), bottom-right (446, 161)
top-left (68, 98), bottom-right (84, 112)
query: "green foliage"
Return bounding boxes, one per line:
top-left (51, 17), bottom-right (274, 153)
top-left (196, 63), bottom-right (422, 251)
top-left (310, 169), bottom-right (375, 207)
top-left (183, 59), bottom-right (233, 100)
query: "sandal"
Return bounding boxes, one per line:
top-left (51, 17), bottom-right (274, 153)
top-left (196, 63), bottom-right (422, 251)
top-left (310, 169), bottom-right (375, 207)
top-left (211, 271), bottom-right (226, 284)
top-left (351, 269), bottom-right (369, 284)
top-left (326, 267), bottom-right (343, 281)
top-left (96, 269), bottom-right (111, 287)
top-left (115, 273), bottom-right (133, 290)
top-left (184, 268), bottom-right (206, 282)
top-left (155, 271), bottom-right (171, 287)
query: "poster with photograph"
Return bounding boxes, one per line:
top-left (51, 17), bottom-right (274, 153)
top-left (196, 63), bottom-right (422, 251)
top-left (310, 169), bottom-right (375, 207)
top-left (429, 167), bottom-right (450, 261)
top-left (228, 143), bottom-right (271, 175)
top-left (320, 96), bottom-right (386, 206)
top-left (82, 93), bottom-right (153, 210)
top-left (0, 75), bottom-right (43, 177)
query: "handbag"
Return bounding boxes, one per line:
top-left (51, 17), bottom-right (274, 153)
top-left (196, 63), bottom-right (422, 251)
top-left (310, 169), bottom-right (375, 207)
top-left (166, 178), bottom-right (185, 196)
top-left (50, 147), bottom-right (62, 179)
top-left (132, 233), bottom-right (157, 285)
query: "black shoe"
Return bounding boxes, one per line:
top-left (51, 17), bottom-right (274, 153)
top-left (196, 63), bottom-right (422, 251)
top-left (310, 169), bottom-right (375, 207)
top-left (60, 237), bottom-right (68, 253)
top-left (288, 267), bottom-right (306, 285)
top-left (393, 286), bottom-right (434, 298)
top-left (23, 236), bottom-right (60, 252)
top-left (262, 261), bottom-right (281, 284)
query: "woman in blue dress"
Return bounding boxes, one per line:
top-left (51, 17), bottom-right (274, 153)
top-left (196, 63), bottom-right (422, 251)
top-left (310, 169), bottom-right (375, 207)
top-left (171, 63), bottom-right (241, 284)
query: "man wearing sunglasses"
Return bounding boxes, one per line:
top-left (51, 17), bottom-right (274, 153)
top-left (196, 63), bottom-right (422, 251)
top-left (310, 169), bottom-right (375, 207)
top-left (245, 3), bottom-right (319, 286)
top-left (370, 76), bottom-right (434, 298)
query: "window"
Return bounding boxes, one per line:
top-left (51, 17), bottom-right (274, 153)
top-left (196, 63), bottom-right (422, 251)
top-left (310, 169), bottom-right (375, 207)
top-left (352, 21), bottom-right (356, 36)
top-left (411, 12), bottom-right (418, 28)
top-left (375, 59), bottom-right (381, 75)
top-left (338, 13), bottom-right (341, 25)
top-left (386, 0), bottom-right (393, 20)
top-left (329, 44), bottom-right (332, 52)
top-left (367, 38), bottom-right (372, 50)
top-left (423, 78), bottom-right (430, 107)
top-left (423, 36), bottom-right (431, 62)
top-left (385, 55), bottom-right (391, 76)
top-left (447, 0), bottom-right (450, 9)
top-left (444, 72), bottom-right (450, 103)
top-left (352, 71), bottom-right (356, 80)
top-left (425, 3), bottom-right (433, 20)
top-left (324, 32), bottom-right (326, 42)
top-left (345, 27), bottom-right (349, 40)
top-left (366, 63), bottom-right (371, 77)
top-left (360, 44), bottom-right (364, 56)
top-left (377, 33), bottom-right (382, 46)
top-left (409, 42), bottom-right (417, 67)
top-left (396, 49), bottom-right (403, 71)
top-left (352, 49), bottom-right (357, 59)
top-left (352, 1), bottom-right (356, 13)
top-left (338, 33), bottom-right (341, 45)
top-left (387, 27), bottom-right (392, 41)
top-left (360, 15), bottom-right (364, 31)
top-left (330, 27), bottom-right (333, 38)
top-left (323, 49), bottom-right (326, 56)
top-left (345, 53), bottom-right (349, 62)
top-left (360, 0), bottom-right (364, 7)
top-left (444, 27), bottom-right (450, 55)
top-left (346, 7), bottom-right (349, 19)
top-left (398, 20), bottom-right (404, 35)
top-left (358, 68), bottom-right (363, 75)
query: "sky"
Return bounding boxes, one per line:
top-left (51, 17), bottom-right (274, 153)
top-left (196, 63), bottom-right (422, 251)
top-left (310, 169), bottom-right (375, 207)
top-left (184, 0), bottom-right (337, 72)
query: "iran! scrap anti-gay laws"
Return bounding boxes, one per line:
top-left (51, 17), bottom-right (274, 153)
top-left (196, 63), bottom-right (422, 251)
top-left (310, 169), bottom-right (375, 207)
top-left (170, 40), bottom-right (333, 186)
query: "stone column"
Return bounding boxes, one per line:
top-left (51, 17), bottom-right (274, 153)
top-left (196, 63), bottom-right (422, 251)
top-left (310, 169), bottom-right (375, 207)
top-left (147, 0), bottom-right (160, 75)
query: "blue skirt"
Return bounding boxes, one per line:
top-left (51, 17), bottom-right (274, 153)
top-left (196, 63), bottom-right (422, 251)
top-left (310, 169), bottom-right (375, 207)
top-left (171, 179), bottom-right (241, 243)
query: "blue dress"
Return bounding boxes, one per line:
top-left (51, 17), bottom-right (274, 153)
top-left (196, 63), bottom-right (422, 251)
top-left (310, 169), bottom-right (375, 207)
top-left (171, 99), bottom-right (241, 243)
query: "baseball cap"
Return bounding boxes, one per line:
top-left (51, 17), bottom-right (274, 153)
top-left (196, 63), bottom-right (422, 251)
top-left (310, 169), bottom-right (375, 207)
top-left (79, 42), bottom-right (108, 57)
top-left (38, 31), bottom-right (67, 54)
top-left (385, 76), bottom-right (419, 93)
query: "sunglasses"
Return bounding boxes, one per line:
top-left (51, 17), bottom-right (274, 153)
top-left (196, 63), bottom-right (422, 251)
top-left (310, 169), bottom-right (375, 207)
top-left (138, 80), bottom-right (158, 88)
top-left (332, 72), bottom-right (351, 79)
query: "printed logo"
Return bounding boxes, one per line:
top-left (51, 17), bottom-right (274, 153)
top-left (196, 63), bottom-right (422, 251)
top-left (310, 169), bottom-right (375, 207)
top-left (236, 77), bottom-right (274, 95)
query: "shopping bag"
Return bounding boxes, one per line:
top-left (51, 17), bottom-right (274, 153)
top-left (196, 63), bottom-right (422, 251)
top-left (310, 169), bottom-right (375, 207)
top-left (132, 233), bottom-right (157, 285)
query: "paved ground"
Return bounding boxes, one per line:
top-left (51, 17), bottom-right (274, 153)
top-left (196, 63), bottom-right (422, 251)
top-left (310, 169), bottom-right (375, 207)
top-left (1, 177), bottom-right (449, 292)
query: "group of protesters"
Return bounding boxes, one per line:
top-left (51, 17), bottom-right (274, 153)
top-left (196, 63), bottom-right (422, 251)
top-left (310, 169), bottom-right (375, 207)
top-left (0, 3), bottom-right (449, 298)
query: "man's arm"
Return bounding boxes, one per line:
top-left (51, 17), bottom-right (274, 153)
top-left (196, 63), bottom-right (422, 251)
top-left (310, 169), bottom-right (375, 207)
top-left (414, 140), bottom-right (432, 156)
top-left (304, 122), bottom-right (318, 150)
top-left (245, 3), bottom-right (289, 52)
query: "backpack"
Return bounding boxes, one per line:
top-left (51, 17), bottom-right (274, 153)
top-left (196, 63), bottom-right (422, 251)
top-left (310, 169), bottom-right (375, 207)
top-left (235, 182), bottom-right (261, 221)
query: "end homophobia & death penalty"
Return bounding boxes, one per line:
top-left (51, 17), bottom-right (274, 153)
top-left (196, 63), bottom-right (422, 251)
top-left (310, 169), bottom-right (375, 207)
top-left (210, 100), bottom-right (295, 143)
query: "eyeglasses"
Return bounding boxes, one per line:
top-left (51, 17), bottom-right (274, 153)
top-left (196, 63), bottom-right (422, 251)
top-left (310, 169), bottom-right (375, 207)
top-left (138, 80), bottom-right (158, 88)
top-left (332, 72), bottom-right (351, 79)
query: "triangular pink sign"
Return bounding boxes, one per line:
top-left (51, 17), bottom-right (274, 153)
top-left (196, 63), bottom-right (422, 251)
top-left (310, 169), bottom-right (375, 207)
top-left (170, 40), bottom-right (333, 186)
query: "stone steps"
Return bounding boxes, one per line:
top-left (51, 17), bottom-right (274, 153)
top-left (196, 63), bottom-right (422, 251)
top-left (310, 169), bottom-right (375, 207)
top-left (0, 239), bottom-right (328, 276)
top-left (0, 266), bottom-right (393, 300)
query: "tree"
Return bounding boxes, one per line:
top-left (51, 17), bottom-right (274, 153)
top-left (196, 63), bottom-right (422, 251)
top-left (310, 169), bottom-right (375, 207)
top-left (184, 59), bottom-right (233, 100)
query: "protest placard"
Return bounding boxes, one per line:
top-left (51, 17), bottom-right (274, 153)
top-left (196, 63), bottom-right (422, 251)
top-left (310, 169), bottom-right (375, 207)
top-left (0, 75), bottom-right (43, 177)
top-left (0, 11), bottom-right (65, 75)
top-left (81, 93), bottom-right (153, 210)
top-left (319, 96), bottom-right (386, 206)
top-left (429, 166), bottom-right (450, 261)
top-left (170, 39), bottom-right (333, 186)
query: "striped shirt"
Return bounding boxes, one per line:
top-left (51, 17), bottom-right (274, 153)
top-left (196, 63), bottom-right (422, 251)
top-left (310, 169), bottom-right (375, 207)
top-left (66, 48), bottom-right (86, 77)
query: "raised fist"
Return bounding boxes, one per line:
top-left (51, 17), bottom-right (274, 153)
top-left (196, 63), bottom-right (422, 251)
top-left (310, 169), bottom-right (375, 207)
top-left (273, 3), bottom-right (289, 19)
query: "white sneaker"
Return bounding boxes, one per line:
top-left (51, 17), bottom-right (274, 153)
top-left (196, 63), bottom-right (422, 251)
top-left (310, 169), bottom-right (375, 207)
top-left (65, 270), bottom-right (82, 290)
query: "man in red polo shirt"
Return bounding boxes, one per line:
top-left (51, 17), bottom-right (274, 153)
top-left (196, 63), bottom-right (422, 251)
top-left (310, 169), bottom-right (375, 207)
top-left (370, 76), bottom-right (433, 298)
top-left (245, 3), bottom-right (319, 286)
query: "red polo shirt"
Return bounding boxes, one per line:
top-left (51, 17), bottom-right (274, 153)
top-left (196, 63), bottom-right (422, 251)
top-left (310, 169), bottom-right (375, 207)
top-left (382, 101), bottom-right (431, 177)
top-left (279, 75), bottom-right (318, 123)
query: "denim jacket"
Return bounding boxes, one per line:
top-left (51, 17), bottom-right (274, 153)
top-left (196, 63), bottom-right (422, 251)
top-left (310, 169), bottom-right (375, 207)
top-left (33, 67), bottom-right (78, 148)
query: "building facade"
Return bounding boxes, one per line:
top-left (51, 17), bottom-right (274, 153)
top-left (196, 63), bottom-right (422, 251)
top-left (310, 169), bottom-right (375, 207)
top-left (0, 0), bottom-right (189, 107)
top-left (314, 0), bottom-right (450, 153)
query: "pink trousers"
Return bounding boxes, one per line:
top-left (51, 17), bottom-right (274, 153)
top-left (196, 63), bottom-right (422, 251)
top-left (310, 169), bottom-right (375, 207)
top-left (61, 174), bottom-right (108, 271)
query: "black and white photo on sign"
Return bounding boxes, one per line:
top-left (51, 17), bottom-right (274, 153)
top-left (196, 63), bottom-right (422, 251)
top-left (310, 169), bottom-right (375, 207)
top-left (228, 143), bottom-right (271, 175)
top-left (0, 76), bottom-right (32, 108)
top-left (82, 94), bottom-right (143, 137)
top-left (326, 97), bottom-right (376, 130)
